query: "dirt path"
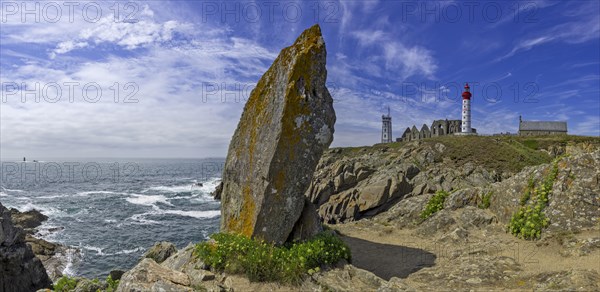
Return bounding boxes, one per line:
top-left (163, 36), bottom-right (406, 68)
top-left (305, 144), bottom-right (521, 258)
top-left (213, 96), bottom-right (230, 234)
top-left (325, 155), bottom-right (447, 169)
top-left (332, 221), bottom-right (600, 281)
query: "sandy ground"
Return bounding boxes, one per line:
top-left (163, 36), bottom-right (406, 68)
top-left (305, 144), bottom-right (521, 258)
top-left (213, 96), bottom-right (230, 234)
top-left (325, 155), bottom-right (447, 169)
top-left (332, 220), bottom-right (600, 281)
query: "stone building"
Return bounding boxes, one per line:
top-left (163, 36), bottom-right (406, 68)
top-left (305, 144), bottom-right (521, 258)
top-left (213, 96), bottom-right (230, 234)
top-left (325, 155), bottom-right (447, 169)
top-left (518, 116), bottom-right (567, 136)
top-left (381, 107), bottom-right (392, 143)
top-left (397, 119), bottom-right (473, 142)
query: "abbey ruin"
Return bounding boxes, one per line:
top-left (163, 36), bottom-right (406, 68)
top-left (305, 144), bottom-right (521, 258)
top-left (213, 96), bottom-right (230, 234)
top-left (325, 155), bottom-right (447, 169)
top-left (397, 119), bottom-right (477, 142)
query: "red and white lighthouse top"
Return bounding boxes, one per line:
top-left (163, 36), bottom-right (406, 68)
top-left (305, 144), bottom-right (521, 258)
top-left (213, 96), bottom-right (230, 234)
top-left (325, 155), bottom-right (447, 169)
top-left (462, 83), bottom-right (472, 100)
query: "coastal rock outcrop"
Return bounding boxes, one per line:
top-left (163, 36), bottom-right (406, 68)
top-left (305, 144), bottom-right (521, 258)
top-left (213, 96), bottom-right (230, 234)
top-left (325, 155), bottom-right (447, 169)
top-left (307, 141), bottom-right (501, 223)
top-left (0, 203), bottom-right (52, 291)
top-left (143, 241), bottom-right (177, 264)
top-left (219, 24), bottom-right (335, 243)
top-left (117, 258), bottom-right (191, 292)
top-left (8, 207), bottom-right (76, 281)
top-left (9, 208), bottom-right (48, 231)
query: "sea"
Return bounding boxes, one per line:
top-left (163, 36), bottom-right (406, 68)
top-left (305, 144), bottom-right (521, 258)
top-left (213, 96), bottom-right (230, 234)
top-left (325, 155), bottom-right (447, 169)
top-left (0, 158), bottom-right (224, 278)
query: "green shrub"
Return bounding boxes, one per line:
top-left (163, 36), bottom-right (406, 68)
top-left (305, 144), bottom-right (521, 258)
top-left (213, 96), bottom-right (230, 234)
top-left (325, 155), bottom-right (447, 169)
top-left (509, 160), bottom-right (559, 240)
top-left (194, 232), bottom-right (351, 285)
top-left (106, 275), bottom-right (119, 292)
top-left (520, 177), bottom-right (536, 206)
top-left (478, 191), bottom-right (492, 209)
top-left (53, 276), bottom-right (78, 292)
top-left (420, 190), bottom-right (449, 219)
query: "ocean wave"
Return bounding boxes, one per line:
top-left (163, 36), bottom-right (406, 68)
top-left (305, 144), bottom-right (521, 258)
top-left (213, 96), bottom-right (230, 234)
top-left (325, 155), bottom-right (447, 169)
top-left (0, 187), bottom-right (25, 192)
top-left (0, 192), bottom-right (7, 197)
top-left (126, 194), bottom-right (173, 207)
top-left (82, 245), bottom-right (105, 256)
top-left (76, 191), bottom-right (127, 197)
top-left (126, 207), bottom-right (220, 225)
top-left (114, 247), bottom-right (144, 255)
top-left (61, 248), bottom-right (81, 277)
top-left (81, 245), bottom-right (143, 256)
top-left (20, 202), bottom-right (64, 217)
top-left (144, 177), bottom-right (221, 195)
top-left (145, 185), bottom-right (195, 193)
top-left (127, 212), bottom-right (161, 225)
top-left (162, 209), bottom-right (221, 219)
top-left (37, 194), bottom-right (64, 199)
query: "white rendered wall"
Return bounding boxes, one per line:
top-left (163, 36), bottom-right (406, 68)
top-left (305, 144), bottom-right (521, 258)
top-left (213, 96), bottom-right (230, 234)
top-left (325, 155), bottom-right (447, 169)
top-left (462, 99), bottom-right (471, 133)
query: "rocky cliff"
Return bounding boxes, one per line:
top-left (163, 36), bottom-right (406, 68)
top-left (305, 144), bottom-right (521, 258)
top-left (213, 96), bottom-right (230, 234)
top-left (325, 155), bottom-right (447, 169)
top-left (0, 203), bottom-right (52, 291)
top-left (218, 24), bottom-right (335, 244)
top-left (306, 135), bottom-right (598, 223)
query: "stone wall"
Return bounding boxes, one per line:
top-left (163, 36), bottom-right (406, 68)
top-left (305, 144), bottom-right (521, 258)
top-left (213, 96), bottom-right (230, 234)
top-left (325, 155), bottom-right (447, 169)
top-left (519, 131), bottom-right (567, 136)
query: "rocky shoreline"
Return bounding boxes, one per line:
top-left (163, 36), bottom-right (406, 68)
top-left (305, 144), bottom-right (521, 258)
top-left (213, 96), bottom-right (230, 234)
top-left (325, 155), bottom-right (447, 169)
top-left (8, 208), bottom-right (79, 281)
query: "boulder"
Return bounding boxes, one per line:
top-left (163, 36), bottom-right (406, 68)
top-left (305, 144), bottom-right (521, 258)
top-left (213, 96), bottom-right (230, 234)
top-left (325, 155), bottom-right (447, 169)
top-left (458, 206), bottom-right (496, 228)
top-left (73, 278), bottom-right (107, 292)
top-left (311, 264), bottom-right (386, 291)
top-left (144, 241), bottom-right (177, 264)
top-left (212, 181), bottom-right (223, 201)
top-left (9, 208), bottom-right (48, 230)
top-left (0, 203), bottom-right (52, 291)
top-left (220, 24), bottom-right (335, 243)
top-left (116, 258), bottom-right (191, 292)
top-left (110, 270), bottom-right (125, 281)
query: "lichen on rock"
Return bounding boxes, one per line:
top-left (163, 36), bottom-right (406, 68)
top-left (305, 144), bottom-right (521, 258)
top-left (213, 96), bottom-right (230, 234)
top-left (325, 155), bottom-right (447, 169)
top-left (219, 24), bottom-right (335, 244)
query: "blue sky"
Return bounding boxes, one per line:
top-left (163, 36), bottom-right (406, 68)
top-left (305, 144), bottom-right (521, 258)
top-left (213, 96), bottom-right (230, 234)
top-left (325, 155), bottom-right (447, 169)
top-left (1, 0), bottom-right (599, 158)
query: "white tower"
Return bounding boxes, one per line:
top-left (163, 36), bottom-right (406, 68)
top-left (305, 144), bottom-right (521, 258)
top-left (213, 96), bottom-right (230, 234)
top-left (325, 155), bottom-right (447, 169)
top-left (382, 106), bottom-right (392, 143)
top-left (461, 83), bottom-right (472, 133)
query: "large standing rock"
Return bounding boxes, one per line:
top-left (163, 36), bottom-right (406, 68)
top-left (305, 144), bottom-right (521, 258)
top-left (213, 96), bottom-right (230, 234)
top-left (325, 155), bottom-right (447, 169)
top-left (220, 24), bottom-right (335, 243)
top-left (0, 203), bottom-right (52, 291)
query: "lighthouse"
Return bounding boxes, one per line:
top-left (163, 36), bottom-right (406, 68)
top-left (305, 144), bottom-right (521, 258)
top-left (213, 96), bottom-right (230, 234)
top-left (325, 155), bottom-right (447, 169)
top-left (381, 106), bottom-right (392, 143)
top-left (461, 83), bottom-right (472, 133)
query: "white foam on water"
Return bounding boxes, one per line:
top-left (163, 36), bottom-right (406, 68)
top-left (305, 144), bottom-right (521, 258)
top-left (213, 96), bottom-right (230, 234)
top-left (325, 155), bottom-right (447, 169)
top-left (145, 177), bottom-right (221, 195)
top-left (126, 194), bottom-right (173, 207)
top-left (83, 245), bottom-right (105, 256)
top-left (1, 187), bottom-right (24, 192)
top-left (37, 194), bottom-right (64, 199)
top-left (61, 248), bottom-right (80, 277)
top-left (20, 202), bottom-right (63, 217)
top-left (145, 185), bottom-right (195, 193)
top-left (0, 192), bottom-right (7, 197)
top-left (104, 219), bottom-right (117, 223)
top-left (114, 247), bottom-right (144, 255)
top-left (128, 212), bottom-right (161, 225)
top-left (76, 191), bottom-right (127, 197)
top-left (161, 209), bottom-right (221, 219)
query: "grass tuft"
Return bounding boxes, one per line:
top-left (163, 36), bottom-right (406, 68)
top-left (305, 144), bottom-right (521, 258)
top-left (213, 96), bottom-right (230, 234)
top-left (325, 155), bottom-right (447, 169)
top-left (194, 232), bottom-right (351, 285)
top-left (421, 190), bottom-right (450, 219)
top-left (508, 159), bottom-right (560, 240)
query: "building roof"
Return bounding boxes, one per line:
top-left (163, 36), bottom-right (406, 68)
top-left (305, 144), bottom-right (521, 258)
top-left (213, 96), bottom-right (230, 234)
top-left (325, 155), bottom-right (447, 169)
top-left (519, 121), bottom-right (567, 132)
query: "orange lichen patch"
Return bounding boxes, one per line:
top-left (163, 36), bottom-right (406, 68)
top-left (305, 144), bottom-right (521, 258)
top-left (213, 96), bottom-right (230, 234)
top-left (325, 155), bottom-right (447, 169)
top-left (226, 184), bottom-right (256, 237)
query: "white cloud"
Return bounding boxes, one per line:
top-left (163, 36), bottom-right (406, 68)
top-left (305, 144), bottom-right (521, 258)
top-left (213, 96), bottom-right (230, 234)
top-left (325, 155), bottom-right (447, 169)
top-left (0, 4), bottom-right (281, 158)
top-left (383, 42), bottom-right (437, 79)
top-left (348, 30), bottom-right (438, 79)
top-left (572, 116), bottom-right (600, 136)
top-left (498, 2), bottom-right (599, 61)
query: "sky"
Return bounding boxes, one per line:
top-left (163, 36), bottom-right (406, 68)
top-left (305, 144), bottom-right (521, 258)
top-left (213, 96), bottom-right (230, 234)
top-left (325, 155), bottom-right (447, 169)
top-left (0, 0), bottom-right (599, 159)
